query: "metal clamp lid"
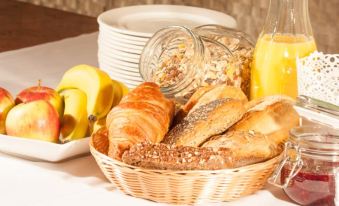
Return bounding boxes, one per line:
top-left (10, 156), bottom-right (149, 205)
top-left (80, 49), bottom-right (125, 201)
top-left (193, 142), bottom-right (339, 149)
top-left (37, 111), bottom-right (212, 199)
top-left (268, 142), bottom-right (303, 188)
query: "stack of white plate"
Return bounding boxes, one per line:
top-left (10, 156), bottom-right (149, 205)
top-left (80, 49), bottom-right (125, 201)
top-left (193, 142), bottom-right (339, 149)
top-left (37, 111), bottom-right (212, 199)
top-left (97, 5), bottom-right (237, 89)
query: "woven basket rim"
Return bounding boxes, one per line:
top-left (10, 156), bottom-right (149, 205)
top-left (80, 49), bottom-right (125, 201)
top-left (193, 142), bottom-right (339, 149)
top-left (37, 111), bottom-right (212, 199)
top-left (89, 136), bottom-right (283, 174)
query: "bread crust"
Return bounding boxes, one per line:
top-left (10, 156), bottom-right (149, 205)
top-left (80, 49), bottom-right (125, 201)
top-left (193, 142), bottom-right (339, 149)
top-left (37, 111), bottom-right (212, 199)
top-left (122, 135), bottom-right (281, 170)
top-left (106, 82), bottom-right (175, 160)
top-left (163, 98), bottom-right (246, 146)
top-left (173, 85), bottom-right (247, 125)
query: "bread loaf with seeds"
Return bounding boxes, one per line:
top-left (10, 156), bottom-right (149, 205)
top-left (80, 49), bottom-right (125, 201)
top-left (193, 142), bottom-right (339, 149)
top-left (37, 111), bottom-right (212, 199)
top-left (173, 85), bottom-right (248, 125)
top-left (162, 98), bottom-right (246, 146)
top-left (123, 131), bottom-right (282, 170)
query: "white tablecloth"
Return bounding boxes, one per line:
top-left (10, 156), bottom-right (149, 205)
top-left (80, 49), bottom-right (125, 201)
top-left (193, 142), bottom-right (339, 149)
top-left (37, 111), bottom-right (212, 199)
top-left (0, 33), bottom-right (296, 206)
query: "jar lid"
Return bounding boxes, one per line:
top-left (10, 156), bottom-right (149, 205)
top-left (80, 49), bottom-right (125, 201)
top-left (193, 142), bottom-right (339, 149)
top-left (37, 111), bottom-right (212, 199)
top-left (295, 95), bottom-right (339, 129)
top-left (290, 126), bottom-right (339, 157)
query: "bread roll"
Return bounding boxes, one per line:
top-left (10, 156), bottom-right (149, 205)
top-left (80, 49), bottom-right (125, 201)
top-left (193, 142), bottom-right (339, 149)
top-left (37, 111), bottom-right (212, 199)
top-left (202, 131), bottom-right (283, 164)
top-left (173, 85), bottom-right (247, 125)
top-left (229, 95), bottom-right (299, 135)
top-left (106, 82), bottom-right (175, 160)
top-left (163, 98), bottom-right (246, 146)
top-left (189, 85), bottom-right (248, 114)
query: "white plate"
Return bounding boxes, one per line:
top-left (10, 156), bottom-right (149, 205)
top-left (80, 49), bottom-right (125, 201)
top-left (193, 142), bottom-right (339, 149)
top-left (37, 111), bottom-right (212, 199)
top-left (0, 134), bottom-right (89, 162)
top-left (98, 56), bottom-right (139, 70)
top-left (98, 50), bottom-right (140, 64)
top-left (98, 32), bottom-right (147, 46)
top-left (99, 62), bottom-right (140, 76)
top-left (106, 74), bottom-right (142, 86)
top-left (101, 66), bottom-right (141, 77)
top-left (98, 39), bottom-right (144, 54)
top-left (99, 24), bottom-right (150, 42)
top-left (108, 72), bottom-right (143, 84)
top-left (104, 68), bottom-right (143, 81)
top-left (98, 36), bottom-right (144, 51)
top-left (99, 45), bottom-right (141, 59)
top-left (100, 62), bottom-right (141, 77)
top-left (98, 5), bottom-right (237, 37)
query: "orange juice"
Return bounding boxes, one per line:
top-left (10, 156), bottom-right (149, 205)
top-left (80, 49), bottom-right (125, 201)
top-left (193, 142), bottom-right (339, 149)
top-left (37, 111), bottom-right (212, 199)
top-left (250, 34), bottom-right (316, 99)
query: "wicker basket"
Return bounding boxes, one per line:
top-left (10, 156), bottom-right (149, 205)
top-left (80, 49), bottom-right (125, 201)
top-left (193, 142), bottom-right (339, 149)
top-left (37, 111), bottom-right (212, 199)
top-left (90, 134), bottom-right (282, 205)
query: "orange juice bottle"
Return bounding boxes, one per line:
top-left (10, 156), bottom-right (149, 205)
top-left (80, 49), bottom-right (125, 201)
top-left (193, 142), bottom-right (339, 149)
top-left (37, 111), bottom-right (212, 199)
top-left (250, 0), bottom-right (317, 100)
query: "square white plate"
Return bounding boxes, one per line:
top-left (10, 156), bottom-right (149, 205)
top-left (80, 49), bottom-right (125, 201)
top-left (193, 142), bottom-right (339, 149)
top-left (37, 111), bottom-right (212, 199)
top-left (0, 134), bottom-right (90, 162)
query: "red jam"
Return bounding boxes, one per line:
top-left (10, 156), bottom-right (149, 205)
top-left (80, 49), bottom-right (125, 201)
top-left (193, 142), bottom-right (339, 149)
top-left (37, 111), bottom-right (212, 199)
top-left (281, 160), bottom-right (338, 206)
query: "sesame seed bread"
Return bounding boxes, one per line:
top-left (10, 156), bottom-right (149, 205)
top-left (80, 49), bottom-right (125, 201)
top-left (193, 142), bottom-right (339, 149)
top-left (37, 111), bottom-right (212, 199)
top-left (173, 85), bottom-right (248, 126)
top-left (162, 98), bottom-right (246, 146)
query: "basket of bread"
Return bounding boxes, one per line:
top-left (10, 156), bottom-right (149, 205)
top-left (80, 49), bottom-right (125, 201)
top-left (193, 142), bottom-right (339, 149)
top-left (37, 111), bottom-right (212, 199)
top-left (90, 82), bottom-right (300, 204)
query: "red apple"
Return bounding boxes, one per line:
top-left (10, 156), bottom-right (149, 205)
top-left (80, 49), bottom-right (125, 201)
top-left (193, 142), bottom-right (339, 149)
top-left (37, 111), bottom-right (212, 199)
top-left (0, 87), bottom-right (15, 134)
top-left (5, 100), bottom-right (60, 143)
top-left (15, 83), bottom-right (63, 119)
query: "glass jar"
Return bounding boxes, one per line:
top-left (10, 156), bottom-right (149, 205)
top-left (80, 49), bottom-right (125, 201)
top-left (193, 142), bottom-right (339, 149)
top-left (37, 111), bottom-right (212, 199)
top-left (270, 95), bottom-right (339, 205)
top-left (139, 25), bottom-right (254, 104)
top-left (251, 0), bottom-right (317, 100)
top-left (269, 126), bottom-right (339, 206)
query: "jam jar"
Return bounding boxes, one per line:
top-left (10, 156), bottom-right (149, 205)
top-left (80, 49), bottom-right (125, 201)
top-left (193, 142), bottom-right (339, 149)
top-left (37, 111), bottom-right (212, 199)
top-left (139, 25), bottom-right (254, 104)
top-left (269, 126), bottom-right (339, 206)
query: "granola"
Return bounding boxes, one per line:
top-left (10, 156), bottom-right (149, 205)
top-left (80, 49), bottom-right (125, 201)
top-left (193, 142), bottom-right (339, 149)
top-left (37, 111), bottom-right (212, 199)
top-left (152, 34), bottom-right (253, 100)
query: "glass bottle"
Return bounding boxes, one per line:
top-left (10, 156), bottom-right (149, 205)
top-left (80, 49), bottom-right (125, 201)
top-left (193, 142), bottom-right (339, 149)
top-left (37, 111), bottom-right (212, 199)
top-left (251, 0), bottom-right (317, 100)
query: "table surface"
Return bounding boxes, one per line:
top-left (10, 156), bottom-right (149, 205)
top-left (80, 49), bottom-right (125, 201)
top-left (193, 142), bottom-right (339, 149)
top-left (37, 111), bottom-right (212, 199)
top-left (0, 2), bottom-right (297, 205)
top-left (0, 0), bottom-right (97, 52)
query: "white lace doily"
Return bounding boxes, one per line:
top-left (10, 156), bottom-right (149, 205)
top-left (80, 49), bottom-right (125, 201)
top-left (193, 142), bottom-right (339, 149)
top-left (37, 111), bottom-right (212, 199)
top-left (297, 51), bottom-right (339, 106)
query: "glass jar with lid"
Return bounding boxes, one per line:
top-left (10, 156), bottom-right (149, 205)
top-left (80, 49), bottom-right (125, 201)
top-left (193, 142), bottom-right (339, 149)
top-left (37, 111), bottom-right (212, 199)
top-left (269, 97), bottom-right (339, 206)
top-left (139, 25), bottom-right (254, 103)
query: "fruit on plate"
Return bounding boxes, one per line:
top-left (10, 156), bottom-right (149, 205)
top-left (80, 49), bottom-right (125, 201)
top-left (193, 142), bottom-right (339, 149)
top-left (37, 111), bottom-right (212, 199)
top-left (56, 65), bottom-right (114, 122)
top-left (111, 79), bottom-right (129, 107)
top-left (0, 88), bottom-right (15, 134)
top-left (119, 81), bottom-right (129, 97)
top-left (5, 100), bottom-right (60, 142)
top-left (15, 81), bottom-right (64, 119)
top-left (92, 117), bottom-right (106, 134)
top-left (60, 89), bottom-right (88, 143)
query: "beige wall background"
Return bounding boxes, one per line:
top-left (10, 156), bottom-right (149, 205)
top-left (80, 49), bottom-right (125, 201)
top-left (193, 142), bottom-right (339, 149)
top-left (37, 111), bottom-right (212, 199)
top-left (18, 0), bottom-right (338, 53)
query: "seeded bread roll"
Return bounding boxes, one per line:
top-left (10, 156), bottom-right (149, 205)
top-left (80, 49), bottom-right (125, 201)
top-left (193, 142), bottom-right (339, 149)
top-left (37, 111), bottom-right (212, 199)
top-left (173, 86), bottom-right (214, 125)
top-left (173, 85), bottom-right (248, 125)
top-left (122, 132), bottom-right (281, 170)
top-left (189, 85), bottom-right (248, 114)
top-left (162, 98), bottom-right (246, 146)
top-left (122, 142), bottom-right (234, 170)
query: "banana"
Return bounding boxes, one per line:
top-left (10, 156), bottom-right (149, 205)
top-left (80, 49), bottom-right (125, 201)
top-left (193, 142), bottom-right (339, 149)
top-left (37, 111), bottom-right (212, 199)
top-left (118, 81), bottom-right (129, 97)
top-left (56, 65), bottom-right (114, 121)
top-left (111, 79), bottom-right (129, 107)
top-left (92, 118), bottom-right (106, 134)
top-left (60, 89), bottom-right (88, 142)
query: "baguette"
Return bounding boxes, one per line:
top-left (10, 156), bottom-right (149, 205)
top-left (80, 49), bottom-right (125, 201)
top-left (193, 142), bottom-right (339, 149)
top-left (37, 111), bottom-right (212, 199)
top-left (162, 98), bottom-right (246, 146)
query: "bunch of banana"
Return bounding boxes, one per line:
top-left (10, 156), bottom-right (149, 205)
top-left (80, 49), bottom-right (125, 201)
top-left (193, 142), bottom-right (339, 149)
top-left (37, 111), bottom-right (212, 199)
top-left (57, 64), bottom-right (129, 142)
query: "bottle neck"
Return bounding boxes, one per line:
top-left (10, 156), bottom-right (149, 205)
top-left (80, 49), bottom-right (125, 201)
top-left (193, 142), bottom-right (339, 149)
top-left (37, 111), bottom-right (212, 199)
top-left (262, 0), bottom-right (313, 37)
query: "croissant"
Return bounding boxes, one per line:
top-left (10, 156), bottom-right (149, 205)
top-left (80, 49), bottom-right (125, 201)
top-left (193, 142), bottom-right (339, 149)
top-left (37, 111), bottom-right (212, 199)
top-left (106, 82), bottom-right (175, 160)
